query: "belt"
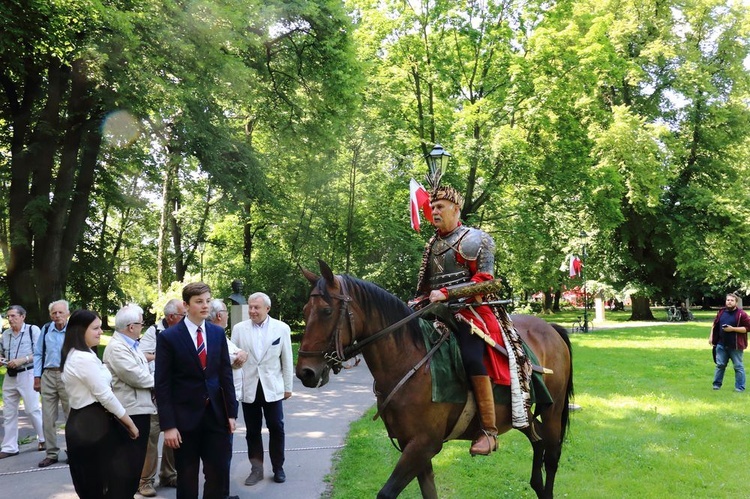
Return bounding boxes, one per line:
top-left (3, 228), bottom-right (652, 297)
top-left (15, 365), bottom-right (33, 373)
top-left (44, 367), bottom-right (62, 372)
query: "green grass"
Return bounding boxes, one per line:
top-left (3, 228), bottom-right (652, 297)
top-left (325, 315), bottom-right (749, 498)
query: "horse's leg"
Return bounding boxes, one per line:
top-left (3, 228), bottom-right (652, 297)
top-left (416, 460), bottom-right (437, 499)
top-left (522, 425), bottom-right (546, 498)
top-left (523, 411), bottom-right (564, 499)
top-left (377, 438), bottom-right (441, 499)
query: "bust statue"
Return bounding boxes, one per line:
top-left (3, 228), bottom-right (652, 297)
top-left (228, 279), bottom-right (246, 305)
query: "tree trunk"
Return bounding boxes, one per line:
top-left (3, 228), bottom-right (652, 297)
top-left (629, 295), bottom-right (655, 320)
top-left (157, 150), bottom-right (179, 291)
top-left (543, 289), bottom-right (554, 314)
top-left (6, 57), bottom-right (101, 325)
top-left (553, 288), bottom-right (561, 312)
top-left (344, 142), bottom-right (359, 274)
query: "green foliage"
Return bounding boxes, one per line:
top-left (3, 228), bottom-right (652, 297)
top-left (2, 0), bottom-right (750, 324)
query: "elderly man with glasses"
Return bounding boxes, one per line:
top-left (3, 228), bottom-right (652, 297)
top-left (103, 304), bottom-right (155, 497)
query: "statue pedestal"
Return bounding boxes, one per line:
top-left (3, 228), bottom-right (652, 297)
top-left (230, 304), bottom-right (249, 330)
top-left (594, 291), bottom-right (605, 324)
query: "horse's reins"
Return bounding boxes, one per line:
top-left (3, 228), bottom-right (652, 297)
top-left (298, 277), bottom-right (442, 374)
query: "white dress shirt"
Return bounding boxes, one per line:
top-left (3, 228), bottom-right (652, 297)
top-left (184, 318), bottom-right (208, 355)
top-left (62, 348), bottom-right (126, 418)
top-left (252, 318), bottom-right (268, 359)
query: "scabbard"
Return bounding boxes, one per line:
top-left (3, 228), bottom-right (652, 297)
top-left (462, 319), bottom-right (553, 375)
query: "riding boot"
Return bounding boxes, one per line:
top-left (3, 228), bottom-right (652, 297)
top-left (469, 375), bottom-right (498, 456)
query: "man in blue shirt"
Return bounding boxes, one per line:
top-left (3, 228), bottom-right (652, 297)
top-left (33, 300), bottom-right (70, 467)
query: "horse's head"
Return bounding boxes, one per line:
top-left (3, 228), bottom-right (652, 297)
top-left (296, 260), bottom-right (358, 388)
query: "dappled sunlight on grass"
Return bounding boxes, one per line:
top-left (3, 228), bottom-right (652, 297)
top-left (577, 336), bottom-right (708, 350)
top-left (575, 392), bottom-right (720, 419)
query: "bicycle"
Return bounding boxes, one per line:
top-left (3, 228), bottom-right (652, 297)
top-left (571, 316), bottom-right (592, 333)
top-left (666, 306), bottom-right (680, 322)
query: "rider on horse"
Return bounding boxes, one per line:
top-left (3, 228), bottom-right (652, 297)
top-left (411, 184), bottom-right (503, 456)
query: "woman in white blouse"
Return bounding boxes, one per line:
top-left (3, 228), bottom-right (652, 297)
top-left (61, 310), bottom-right (138, 498)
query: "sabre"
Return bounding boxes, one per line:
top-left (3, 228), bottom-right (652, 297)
top-left (461, 319), bottom-right (554, 375)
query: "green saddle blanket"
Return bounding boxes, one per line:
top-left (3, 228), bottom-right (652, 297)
top-left (419, 318), bottom-right (552, 407)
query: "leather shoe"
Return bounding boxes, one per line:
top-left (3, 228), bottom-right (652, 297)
top-left (273, 468), bottom-right (286, 483)
top-left (38, 457), bottom-right (58, 467)
top-left (244, 467), bottom-right (264, 486)
top-left (0, 451), bottom-right (19, 459)
top-left (38, 442), bottom-right (46, 451)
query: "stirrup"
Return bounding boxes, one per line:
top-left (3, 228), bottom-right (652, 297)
top-left (469, 430), bottom-right (497, 456)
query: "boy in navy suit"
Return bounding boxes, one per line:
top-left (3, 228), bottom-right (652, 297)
top-left (154, 282), bottom-right (239, 499)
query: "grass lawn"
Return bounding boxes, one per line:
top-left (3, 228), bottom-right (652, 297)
top-left (325, 310), bottom-right (750, 498)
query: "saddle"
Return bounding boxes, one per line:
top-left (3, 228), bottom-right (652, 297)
top-left (419, 318), bottom-right (551, 407)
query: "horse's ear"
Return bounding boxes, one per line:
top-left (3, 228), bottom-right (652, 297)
top-left (300, 265), bottom-right (319, 285)
top-left (318, 259), bottom-right (336, 287)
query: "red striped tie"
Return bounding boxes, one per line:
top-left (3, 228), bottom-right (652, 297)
top-left (196, 326), bottom-right (207, 369)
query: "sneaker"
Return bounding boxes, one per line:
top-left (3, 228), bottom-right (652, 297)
top-left (244, 467), bottom-right (264, 486)
top-left (734, 388), bottom-right (744, 392)
top-left (713, 385), bottom-right (720, 390)
top-left (138, 484), bottom-right (157, 497)
top-left (38, 457), bottom-right (58, 467)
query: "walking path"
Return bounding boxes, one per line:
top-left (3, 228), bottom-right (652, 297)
top-left (0, 365), bottom-right (375, 498)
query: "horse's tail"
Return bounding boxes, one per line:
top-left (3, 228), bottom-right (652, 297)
top-left (550, 323), bottom-right (574, 443)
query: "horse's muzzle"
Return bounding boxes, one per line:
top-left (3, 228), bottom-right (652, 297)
top-left (296, 364), bottom-right (331, 388)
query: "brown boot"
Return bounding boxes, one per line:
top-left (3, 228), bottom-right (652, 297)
top-left (469, 375), bottom-right (498, 456)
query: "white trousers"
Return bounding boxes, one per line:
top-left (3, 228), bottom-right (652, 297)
top-left (2, 369), bottom-right (44, 453)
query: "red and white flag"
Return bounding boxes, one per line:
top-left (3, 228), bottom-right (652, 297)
top-left (570, 255), bottom-right (582, 278)
top-left (409, 178), bottom-right (433, 231)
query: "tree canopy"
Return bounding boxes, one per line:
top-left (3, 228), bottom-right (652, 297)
top-left (1, 0), bottom-right (748, 324)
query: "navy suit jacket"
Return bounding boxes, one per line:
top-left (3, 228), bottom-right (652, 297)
top-left (154, 319), bottom-right (238, 433)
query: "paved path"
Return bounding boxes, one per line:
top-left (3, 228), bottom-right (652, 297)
top-left (0, 365), bottom-right (375, 498)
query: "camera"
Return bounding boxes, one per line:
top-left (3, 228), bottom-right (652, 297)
top-left (6, 367), bottom-right (18, 377)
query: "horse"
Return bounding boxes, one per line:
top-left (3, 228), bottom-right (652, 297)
top-left (296, 261), bottom-right (574, 499)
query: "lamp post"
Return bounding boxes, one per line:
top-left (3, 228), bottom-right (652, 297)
top-left (198, 239), bottom-right (206, 282)
top-left (427, 143), bottom-right (452, 177)
top-left (580, 230), bottom-right (589, 333)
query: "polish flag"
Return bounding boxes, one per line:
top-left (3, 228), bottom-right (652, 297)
top-left (570, 256), bottom-right (582, 278)
top-left (410, 178), bottom-right (433, 231)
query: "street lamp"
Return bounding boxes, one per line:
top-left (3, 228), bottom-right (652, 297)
top-left (197, 239), bottom-right (206, 282)
top-left (580, 230), bottom-right (589, 333)
top-left (427, 143), bottom-right (452, 178)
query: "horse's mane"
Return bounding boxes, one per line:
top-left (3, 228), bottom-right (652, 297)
top-left (313, 274), bottom-right (423, 348)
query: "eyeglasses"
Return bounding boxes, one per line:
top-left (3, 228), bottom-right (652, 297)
top-left (171, 313), bottom-right (186, 317)
top-left (128, 322), bottom-right (145, 327)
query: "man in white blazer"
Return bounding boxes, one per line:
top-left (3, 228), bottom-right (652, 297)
top-left (230, 292), bottom-right (292, 487)
top-left (103, 304), bottom-right (156, 498)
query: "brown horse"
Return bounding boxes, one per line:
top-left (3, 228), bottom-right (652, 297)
top-left (296, 261), bottom-right (573, 499)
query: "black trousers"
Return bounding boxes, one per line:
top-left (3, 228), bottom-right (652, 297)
top-left (174, 407), bottom-right (232, 499)
top-left (454, 321), bottom-right (488, 377)
top-left (107, 413), bottom-right (151, 499)
top-left (66, 403), bottom-right (117, 499)
top-left (242, 381), bottom-right (285, 472)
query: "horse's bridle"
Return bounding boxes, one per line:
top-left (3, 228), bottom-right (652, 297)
top-left (298, 276), bottom-right (443, 375)
top-left (297, 277), bottom-right (357, 374)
